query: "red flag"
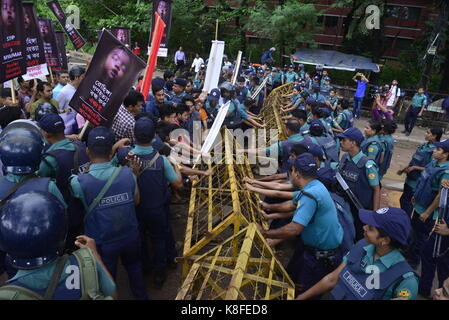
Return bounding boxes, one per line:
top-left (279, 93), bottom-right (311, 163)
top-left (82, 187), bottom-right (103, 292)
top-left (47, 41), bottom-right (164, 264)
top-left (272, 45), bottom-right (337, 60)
top-left (142, 13), bottom-right (166, 100)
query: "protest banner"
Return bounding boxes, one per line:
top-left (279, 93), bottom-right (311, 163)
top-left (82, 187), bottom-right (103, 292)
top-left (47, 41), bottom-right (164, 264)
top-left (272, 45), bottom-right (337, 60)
top-left (111, 27), bottom-right (131, 47)
top-left (21, 2), bottom-right (48, 80)
top-left (142, 13), bottom-right (165, 100)
top-left (55, 31), bottom-right (68, 70)
top-left (0, 0), bottom-right (27, 83)
top-left (203, 40), bottom-right (225, 94)
top-left (149, 0), bottom-right (172, 57)
top-left (37, 18), bottom-right (61, 70)
top-left (47, 0), bottom-right (86, 50)
top-left (69, 30), bottom-right (146, 127)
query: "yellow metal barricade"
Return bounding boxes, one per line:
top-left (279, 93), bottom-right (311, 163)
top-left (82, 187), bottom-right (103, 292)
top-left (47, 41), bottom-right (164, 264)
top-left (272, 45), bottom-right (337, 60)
top-left (181, 129), bottom-right (268, 277)
top-left (177, 224), bottom-right (295, 300)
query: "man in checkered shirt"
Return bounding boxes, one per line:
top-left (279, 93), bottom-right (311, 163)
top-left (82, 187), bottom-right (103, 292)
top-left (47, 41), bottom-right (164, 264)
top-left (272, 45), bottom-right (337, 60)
top-left (111, 90), bottom-right (144, 142)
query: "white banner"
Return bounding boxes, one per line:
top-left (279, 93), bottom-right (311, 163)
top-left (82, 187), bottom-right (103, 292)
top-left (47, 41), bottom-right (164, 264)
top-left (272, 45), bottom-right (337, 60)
top-left (22, 63), bottom-right (49, 81)
top-left (195, 101), bottom-right (231, 164)
top-left (203, 40), bottom-right (225, 94)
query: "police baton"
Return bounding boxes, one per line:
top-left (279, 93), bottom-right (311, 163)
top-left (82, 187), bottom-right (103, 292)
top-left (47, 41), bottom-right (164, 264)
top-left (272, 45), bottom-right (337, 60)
top-left (335, 172), bottom-right (365, 211)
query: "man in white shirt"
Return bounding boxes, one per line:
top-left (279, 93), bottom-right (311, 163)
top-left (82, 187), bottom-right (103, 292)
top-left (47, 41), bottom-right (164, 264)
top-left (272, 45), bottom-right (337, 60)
top-left (191, 53), bottom-right (204, 77)
top-left (222, 55), bottom-right (232, 72)
top-left (387, 79), bottom-right (401, 116)
top-left (56, 66), bottom-right (86, 112)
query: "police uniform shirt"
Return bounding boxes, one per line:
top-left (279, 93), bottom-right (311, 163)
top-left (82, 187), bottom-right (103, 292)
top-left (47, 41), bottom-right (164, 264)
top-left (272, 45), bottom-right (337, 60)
top-left (332, 151), bottom-right (380, 187)
top-left (363, 136), bottom-right (381, 162)
top-left (130, 145), bottom-right (179, 183)
top-left (6, 255), bottom-right (116, 297)
top-left (284, 71), bottom-right (298, 84)
top-left (70, 161), bottom-right (138, 210)
top-left (379, 134), bottom-right (395, 179)
top-left (411, 93), bottom-right (427, 108)
top-left (342, 243), bottom-right (418, 300)
top-left (4, 173), bottom-right (67, 208)
top-left (38, 139), bottom-right (76, 179)
top-left (291, 179), bottom-right (344, 250)
top-left (227, 101), bottom-right (249, 120)
top-left (405, 142), bottom-right (435, 189)
top-left (312, 93), bottom-right (326, 103)
top-left (265, 133), bottom-right (304, 157)
top-left (170, 92), bottom-right (186, 105)
top-left (413, 160), bottom-right (449, 218)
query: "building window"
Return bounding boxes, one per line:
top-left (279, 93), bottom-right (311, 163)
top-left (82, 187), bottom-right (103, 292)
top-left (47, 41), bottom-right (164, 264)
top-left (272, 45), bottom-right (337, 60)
top-left (395, 38), bottom-right (414, 50)
top-left (317, 15), bottom-right (324, 26)
top-left (403, 7), bottom-right (421, 20)
top-left (325, 16), bottom-right (339, 29)
top-left (385, 5), bottom-right (401, 18)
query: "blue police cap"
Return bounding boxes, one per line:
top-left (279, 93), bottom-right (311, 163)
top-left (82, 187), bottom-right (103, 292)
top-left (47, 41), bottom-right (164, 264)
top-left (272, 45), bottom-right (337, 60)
top-left (336, 127), bottom-right (365, 145)
top-left (87, 126), bottom-right (115, 151)
top-left (320, 107), bottom-right (332, 118)
top-left (434, 139), bottom-right (449, 152)
top-left (134, 117), bottom-right (155, 144)
top-left (289, 65), bottom-right (295, 69)
top-left (323, 76), bottom-right (331, 82)
top-left (310, 119), bottom-right (325, 131)
top-left (305, 97), bottom-right (317, 106)
top-left (38, 113), bottom-right (65, 134)
top-left (208, 88), bottom-right (221, 102)
top-left (301, 142), bottom-right (324, 159)
top-left (151, 77), bottom-right (165, 90)
top-left (313, 76), bottom-right (320, 81)
top-left (174, 78), bottom-right (187, 88)
top-left (293, 84), bottom-right (302, 91)
top-left (359, 208), bottom-right (412, 245)
top-left (288, 153), bottom-right (318, 174)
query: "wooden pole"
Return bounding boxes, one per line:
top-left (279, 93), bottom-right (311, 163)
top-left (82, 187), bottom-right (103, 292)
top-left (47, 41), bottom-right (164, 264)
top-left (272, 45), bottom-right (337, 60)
top-left (10, 80), bottom-right (16, 104)
top-left (48, 66), bottom-right (55, 86)
top-left (142, 15), bottom-right (161, 100)
top-left (215, 19), bottom-right (219, 41)
top-left (78, 121), bottom-right (90, 141)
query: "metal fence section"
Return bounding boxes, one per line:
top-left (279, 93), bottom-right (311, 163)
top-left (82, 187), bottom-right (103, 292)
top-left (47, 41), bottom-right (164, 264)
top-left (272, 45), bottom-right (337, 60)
top-left (181, 128), bottom-right (268, 278)
top-left (177, 224), bottom-right (295, 300)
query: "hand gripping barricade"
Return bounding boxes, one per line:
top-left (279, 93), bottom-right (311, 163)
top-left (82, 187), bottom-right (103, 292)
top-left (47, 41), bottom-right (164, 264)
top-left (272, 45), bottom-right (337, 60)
top-left (177, 224), bottom-right (295, 300)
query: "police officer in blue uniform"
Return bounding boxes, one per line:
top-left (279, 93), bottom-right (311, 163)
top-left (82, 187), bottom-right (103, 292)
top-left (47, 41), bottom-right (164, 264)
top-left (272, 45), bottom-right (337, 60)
top-left (398, 127), bottom-right (443, 217)
top-left (0, 191), bottom-right (117, 300)
top-left (37, 114), bottom-right (89, 252)
top-left (259, 153), bottom-right (344, 294)
top-left (361, 120), bottom-right (383, 167)
top-left (296, 207), bottom-right (418, 300)
top-left (170, 78), bottom-right (187, 106)
top-left (204, 88), bottom-right (221, 129)
top-left (0, 121), bottom-right (67, 278)
top-left (335, 128), bottom-right (381, 240)
top-left (305, 120), bottom-right (339, 163)
top-left (408, 140), bottom-right (449, 293)
top-left (332, 99), bottom-right (353, 134)
top-left (128, 118), bottom-right (183, 287)
top-left (378, 119), bottom-right (397, 180)
top-left (69, 127), bottom-right (148, 300)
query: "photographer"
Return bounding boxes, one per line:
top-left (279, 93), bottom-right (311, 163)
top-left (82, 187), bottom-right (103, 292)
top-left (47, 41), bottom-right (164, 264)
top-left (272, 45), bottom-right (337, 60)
top-left (372, 84), bottom-right (393, 121)
top-left (352, 72), bottom-right (369, 119)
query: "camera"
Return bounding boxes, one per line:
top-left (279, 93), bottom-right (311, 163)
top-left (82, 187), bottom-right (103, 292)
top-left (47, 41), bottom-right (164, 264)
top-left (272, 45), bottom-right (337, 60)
top-left (369, 85), bottom-right (388, 98)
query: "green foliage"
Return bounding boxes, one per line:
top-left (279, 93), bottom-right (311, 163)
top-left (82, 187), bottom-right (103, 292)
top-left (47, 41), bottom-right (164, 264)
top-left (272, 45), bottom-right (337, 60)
top-left (245, 0), bottom-right (321, 55)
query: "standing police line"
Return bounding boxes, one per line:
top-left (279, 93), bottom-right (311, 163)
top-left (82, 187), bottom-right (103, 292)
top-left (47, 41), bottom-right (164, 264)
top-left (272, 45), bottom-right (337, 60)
top-left (241, 90), bottom-right (449, 300)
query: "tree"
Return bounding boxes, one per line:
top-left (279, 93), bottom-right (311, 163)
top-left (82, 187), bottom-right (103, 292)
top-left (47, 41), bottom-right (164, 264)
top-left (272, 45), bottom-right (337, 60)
top-left (245, 0), bottom-right (322, 65)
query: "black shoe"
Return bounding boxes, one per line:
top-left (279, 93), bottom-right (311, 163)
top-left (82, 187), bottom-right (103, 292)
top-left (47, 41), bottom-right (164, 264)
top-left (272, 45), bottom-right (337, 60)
top-left (405, 132), bottom-right (411, 136)
top-left (153, 272), bottom-right (167, 289)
